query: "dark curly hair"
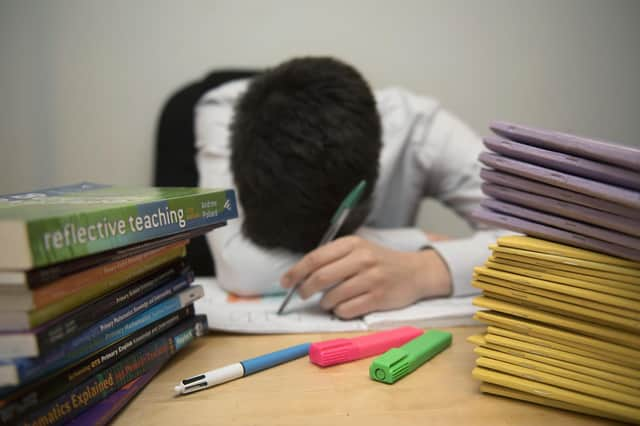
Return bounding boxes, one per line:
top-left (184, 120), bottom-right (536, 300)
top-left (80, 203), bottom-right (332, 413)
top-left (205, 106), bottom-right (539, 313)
top-left (230, 57), bottom-right (382, 252)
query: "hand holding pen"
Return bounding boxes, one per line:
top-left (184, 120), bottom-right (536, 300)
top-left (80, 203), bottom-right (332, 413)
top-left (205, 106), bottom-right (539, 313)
top-left (277, 180), bottom-right (367, 315)
top-left (279, 192), bottom-right (453, 319)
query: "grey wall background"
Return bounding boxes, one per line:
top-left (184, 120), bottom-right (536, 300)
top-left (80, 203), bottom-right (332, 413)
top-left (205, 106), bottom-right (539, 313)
top-left (1, 0), bottom-right (638, 235)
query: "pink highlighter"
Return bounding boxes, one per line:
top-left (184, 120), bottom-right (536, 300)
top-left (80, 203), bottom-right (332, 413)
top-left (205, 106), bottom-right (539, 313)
top-left (309, 326), bottom-right (424, 367)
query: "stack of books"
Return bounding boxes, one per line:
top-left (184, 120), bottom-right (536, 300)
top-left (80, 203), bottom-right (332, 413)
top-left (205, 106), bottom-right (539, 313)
top-left (467, 122), bottom-right (640, 423)
top-left (0, 182), bottom-right (237, 426)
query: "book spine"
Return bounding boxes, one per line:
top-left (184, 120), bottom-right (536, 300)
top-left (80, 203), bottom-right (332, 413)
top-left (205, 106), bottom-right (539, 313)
top-left (17, 314), bottom-right (207, 426)
top-left (28, 244), bottom-right (186, 328)
top-left (2, 286), bottom-right (203, 386)
top-left (27, 189), bottom-right (237, 268)
top-left (35, 262), bottom-right (189, 349)
top-left (0, 305), bottom-right (198, 425)
top-left (29, 240), bottom-right (187, 309)
top-left (0, 310), bottom-right (199, 425)
top-left (0, 263), bottom-right (185, 356)
top-left (65, 368), bottom-right (158, 426)
top-left (25, 222), bottom-right (222, 287)
top-left (33, 267), bottom-right (193, 356)
top-left (43, 272), bottom-right (193, 355)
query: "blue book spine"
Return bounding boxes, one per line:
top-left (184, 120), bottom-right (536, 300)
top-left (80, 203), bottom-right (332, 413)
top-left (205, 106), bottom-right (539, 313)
top-left (0, 286), bottom-right (203, 387)
top-left (17, 315), bottom-right (208, 426)
top-left (34, 265), bottom-right (192, 356)
top-left (60, 273), bottom-right (191, 352)
top-left (0, 307), bottom-right (196, 424)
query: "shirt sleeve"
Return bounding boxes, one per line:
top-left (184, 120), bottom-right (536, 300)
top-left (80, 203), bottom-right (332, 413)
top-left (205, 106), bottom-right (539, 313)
top-left (205, 222), bottom-right (299, 295)
top-left (415, 107), bottom-right (508, 296)
top-left (355, 226), bottom-right (430, 252)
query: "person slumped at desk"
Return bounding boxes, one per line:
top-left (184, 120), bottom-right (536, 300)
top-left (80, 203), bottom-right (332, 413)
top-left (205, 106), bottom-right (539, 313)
top-left (196, 56), bottom-right (504, 319)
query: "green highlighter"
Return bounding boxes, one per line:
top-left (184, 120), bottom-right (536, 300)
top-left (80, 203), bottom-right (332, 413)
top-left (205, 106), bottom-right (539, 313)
top-left (369, 329), bottom-right (452, 384)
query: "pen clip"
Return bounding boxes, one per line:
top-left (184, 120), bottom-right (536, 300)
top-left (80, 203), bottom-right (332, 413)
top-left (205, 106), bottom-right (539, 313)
top-left (330, 180), bottom-right (367, 224)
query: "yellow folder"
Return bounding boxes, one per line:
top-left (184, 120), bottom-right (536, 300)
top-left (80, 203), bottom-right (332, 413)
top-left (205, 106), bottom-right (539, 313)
top-left (483, 332), bottom-right (640, 380)
top-left (474, 266), bottom-right (640, 310)
top-left (474, 273), bottom-right (638, 319)
top-left (479, 382), bottom-right (636, 424)
top-left (474, 282), bottom-right (640, 332)
top-left (496, 235), bottom-right (640, 269)
top-left (473, 310), bottom-right (640, 361)
top-left (468, 332), bottom-right (640, 390)
top-left (486, 325), bottom-right (640, 370)
top-left (490, 251), bottom-right (640, 287)
top-left (476, 356), bottom-right (640, 407)
top-left (467, 333), bottom-right (486, 346)
top-left (482, 260), bottom-right (640, 302)
top-left (474, 345), bottom-right (640, 397)
top-left (489, 243), bottom-right (640, 278)
top-left (473, 296), bottom-right (640, 348)
top-left (472, 367), bottom-right (640, 424)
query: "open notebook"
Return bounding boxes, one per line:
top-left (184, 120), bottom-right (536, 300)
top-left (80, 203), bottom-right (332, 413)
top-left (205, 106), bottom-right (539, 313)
top-left (193, 278), bottom-right (478, 333)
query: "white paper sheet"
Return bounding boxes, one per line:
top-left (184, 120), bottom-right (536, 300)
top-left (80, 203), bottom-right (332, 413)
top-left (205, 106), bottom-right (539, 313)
top-left (194, 278), bottom-right (478, 334)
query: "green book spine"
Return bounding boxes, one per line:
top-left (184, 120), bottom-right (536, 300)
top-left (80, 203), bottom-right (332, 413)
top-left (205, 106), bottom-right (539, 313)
top-left (0, 183), bottom-right (237, 269)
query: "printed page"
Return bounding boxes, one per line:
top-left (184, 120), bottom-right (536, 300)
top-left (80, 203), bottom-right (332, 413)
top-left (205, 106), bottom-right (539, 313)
top-left (363, 295), bottom-right (478, 329)
top-left (193, 278), bottom-right (366, 333)
top-left (194, 278), bottom-right (479, 333)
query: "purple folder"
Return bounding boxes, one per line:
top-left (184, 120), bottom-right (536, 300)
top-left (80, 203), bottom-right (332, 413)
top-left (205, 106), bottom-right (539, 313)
top-left (479, 152), bottom-right (640, 209)
top-left (480, 168), bottom-right (640, 220)
top-left (482, 183), bottom-right (640, 237)
top-left (481, 198), bottom-right (640, 251)
top-left (471, 207), bottom-right (640, 262)
top-left (490, 121), bottom-right (640, 172)
top-left (66, 368), bottom-right (158, 426)
top-left (484, 135), bottom-right (640, 190)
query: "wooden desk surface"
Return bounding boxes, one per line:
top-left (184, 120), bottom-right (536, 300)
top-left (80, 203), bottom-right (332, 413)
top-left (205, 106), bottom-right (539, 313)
top-left (113, 326), bottom-right (621, 426)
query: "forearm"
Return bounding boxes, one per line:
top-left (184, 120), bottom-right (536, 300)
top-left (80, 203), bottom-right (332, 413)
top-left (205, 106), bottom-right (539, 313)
top-left (207, 222), bottom-right (299, 296)
top-left (356, 226), bottom-right (430, 252)
top-left (358, 226), bottom-right (507, 298)
top-left (282, 234), bottom-right (456, 319)
top-left (411, 249), bottom-right (452, 299)
top-left (210, 220), bottom-right (506, 300)
top-left (357, 225), bottom-right (476, 298)
top-left (430, 229), bottom-right (511, 296)
top-left (210, 224), bottom-right (427, 296)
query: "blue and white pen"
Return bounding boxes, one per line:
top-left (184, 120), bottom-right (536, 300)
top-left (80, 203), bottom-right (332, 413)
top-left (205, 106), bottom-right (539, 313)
top-left (173, 342), bottom-right (311, 395)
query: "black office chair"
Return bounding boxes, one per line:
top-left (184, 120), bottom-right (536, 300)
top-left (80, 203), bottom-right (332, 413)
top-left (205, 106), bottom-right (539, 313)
top-left (153, 69), bottom-right (259, 276)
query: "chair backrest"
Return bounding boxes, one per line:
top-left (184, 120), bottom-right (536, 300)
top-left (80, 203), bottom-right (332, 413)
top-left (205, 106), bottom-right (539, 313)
top-left (153, 69), bottom-right (259, 276)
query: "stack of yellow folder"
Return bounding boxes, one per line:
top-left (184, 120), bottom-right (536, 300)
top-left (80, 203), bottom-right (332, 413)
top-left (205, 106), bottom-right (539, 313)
top-left (468, 235), bottom-right (640, 424)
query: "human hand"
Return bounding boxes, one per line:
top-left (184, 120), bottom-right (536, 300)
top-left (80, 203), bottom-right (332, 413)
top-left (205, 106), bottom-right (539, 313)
top-left (280, 236), bottom-right (452, 319)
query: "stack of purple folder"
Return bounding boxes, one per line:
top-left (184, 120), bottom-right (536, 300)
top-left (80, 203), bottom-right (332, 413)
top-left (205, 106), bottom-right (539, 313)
top-left (472, 121), bottom-right (640, 262)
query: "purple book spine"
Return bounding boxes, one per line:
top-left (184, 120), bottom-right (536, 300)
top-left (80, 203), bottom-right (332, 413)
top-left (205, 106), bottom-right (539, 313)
top-left (64, 369), bottom-right (158, 426)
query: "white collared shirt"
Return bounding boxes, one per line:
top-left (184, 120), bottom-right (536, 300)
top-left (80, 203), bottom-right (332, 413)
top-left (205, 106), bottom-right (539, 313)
top-left (196, 79), bottom-right (504, 297)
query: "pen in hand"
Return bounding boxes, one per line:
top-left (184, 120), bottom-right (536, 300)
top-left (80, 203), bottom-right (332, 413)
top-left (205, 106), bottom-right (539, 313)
top-left (276, 180), bottom-right (368, 315)
top-left (174, 342), bottom-right (311, 395)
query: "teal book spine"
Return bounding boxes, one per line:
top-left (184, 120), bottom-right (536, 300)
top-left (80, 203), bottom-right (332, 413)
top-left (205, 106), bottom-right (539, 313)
top-left (0, 309), bottom-right (198, 425)
top-left (0, 183), bottom-right (238, 269)
top-left (0, 286), bottom-right (203, 387)
top-left (16, 315), bottom-right (207, 426)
